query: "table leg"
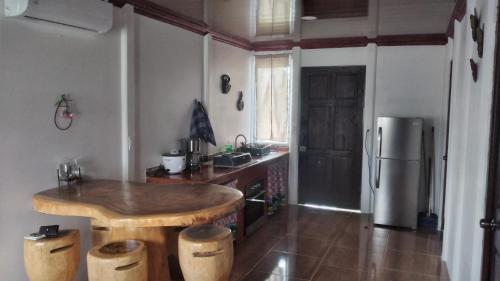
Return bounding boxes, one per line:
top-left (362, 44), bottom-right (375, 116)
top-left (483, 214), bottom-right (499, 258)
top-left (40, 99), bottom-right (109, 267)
top-left (90, 220), bottom-right (171, 281)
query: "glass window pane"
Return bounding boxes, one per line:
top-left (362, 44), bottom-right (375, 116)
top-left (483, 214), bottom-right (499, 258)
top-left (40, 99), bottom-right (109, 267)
top-left (255, 55), bottom-right (290, 143)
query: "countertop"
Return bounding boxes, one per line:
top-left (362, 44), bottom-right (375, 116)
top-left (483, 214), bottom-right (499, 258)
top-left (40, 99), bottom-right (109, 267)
top-left (147, 151), bottom-right (289, 185)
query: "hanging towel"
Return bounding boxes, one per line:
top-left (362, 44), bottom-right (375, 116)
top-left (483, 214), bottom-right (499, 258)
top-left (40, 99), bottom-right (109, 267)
top-left (190, 100), bottom-right (216, 146)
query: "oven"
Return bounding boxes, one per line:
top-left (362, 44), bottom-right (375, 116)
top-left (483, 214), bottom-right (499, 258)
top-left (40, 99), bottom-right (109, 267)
top-left (244, 181), bottom-right (266, 235)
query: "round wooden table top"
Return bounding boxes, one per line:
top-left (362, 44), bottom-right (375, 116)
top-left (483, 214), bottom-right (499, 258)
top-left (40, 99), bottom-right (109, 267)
top-left (33, 180), bottom-right (244, 228)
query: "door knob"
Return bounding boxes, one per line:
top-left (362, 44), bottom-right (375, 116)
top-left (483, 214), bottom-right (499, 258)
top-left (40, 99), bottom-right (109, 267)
top-left (479, 218), bottom-right (500, 230)
top-left (299, 146), bottom-right (307, 152)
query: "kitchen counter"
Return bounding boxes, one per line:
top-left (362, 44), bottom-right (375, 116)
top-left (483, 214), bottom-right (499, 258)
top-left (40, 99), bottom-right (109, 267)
top-left (147, 150), bottom-right (289, 185)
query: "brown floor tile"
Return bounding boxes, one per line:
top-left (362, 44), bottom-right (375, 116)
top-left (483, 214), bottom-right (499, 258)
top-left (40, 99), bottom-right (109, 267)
top-left (256, 222), bottom-right (293, 238)
top-left (371, 227), bottom-right (395, 238)
top-left (268, 206), bottom-right (302, 224)
top-left (232, 249), bottom-right (267, 277)
top-left (287, 221), bottom-right (342, 240)
top-left (322, 246), bottom-right (384, 271)
top-left (334, 232), bottom-right (388, 252)
top-left (387, 236), bottom-right (442, 255)
top-left (297, 211), bottom-right (349, 226)
top-left (312, 265), bottom-right (376, 281)
top-left (376, 269), bottom-right (450, 281)
top-left (230, 271), bottom-right (243, 281)
top-left (272, 235), bottom-right (331, 257)
top-left (241, 271), bottom-right (308, 281)
top-left (236, 232), bottom-right (281, 254)
top-left (387, 231), bottom-right (442, 255)
top-left (253, 251), bottom-right (320, 280)
top-left (382, 250), bottom-right (448, 277)
top-left (231, 207), bottom-right (449, 281)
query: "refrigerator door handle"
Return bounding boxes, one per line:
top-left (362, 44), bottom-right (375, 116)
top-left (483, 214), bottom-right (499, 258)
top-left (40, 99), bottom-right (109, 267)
top-left (376, 127), bottom-right (382, 188)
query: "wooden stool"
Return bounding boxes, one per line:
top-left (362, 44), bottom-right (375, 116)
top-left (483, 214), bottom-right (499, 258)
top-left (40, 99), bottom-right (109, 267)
top-left (24, 229), bottom-right (80, 281)
top-left (87, 240), bottom-right (147, 281)
top-left (178, 225), bottom-right (233, 281)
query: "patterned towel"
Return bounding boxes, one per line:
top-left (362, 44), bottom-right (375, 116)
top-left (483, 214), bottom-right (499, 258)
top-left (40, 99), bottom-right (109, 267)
top-left (190, 100), bottom-right (216, 146)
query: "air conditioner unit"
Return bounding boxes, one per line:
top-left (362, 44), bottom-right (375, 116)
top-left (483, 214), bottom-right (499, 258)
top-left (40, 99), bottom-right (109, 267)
top-left (4, 0), bottom-right (113, 33)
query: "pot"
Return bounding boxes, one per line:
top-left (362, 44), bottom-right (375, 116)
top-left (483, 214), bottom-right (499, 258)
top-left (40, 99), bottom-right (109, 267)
top-left (162, 153), bottom-right (186, 174)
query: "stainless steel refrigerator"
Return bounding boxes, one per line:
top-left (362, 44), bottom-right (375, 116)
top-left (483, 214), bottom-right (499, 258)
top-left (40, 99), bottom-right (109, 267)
top-left (374, 117), bottom-right (423, 229)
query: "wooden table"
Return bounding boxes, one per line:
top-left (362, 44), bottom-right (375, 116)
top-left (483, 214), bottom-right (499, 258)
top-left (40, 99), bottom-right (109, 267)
top-left (32, 180), bottom-right (244, 281)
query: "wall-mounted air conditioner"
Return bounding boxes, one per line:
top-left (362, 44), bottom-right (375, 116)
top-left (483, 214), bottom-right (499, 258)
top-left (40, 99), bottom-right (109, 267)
top-left (4, 0), bottom-right (113, 33)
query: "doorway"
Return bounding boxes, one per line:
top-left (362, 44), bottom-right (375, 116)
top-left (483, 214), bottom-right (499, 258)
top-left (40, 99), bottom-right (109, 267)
top-left (298, 66), bottom-right (366, 210)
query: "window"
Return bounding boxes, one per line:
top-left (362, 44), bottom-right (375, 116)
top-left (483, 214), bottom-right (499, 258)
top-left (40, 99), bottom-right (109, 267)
top-left (256, 0), bottom-right (294, 36)
top-left (255, 54), bottom-right (292, 143)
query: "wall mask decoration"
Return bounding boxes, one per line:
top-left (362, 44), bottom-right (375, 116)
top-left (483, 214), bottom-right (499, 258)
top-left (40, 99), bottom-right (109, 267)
top-left (470, 59), bottom-right (478, 82)
top-left (237, 91), bottom-right (244, 111)
top-left (221, 74), bottom-right (231, 94)
top-left (470, 8), bottom-right (484, 58)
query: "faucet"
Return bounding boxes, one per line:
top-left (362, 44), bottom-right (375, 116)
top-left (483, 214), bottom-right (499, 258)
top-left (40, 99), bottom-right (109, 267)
top-left (234, 134), bottom-right (247, 151)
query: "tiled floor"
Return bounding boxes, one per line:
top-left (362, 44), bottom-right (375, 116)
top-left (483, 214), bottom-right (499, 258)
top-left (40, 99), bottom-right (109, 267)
top-left (230, 205), bottom-right (449, 281)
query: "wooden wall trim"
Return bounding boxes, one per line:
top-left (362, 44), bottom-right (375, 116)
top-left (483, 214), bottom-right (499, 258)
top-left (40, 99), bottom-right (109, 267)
top-left (296, 34), bottom-right (447, 50)
top-left (108, 0), bottom-right (126, 8)
top-left (134, 7), bottom-right (208, 35)
top-left (126, 0), bottom-right (209, 35)
top-left (253, 40), bottom-right (296, 52)
top-left (116, 1), bottom-right (449, 51)
top-left (375, 34), bottom-right (448, 46)
top-left (447, 0), bottom-right (467, 38)
top-left (211, 31), bottom-right (254, 51)
top-left (300, 37), bottom-right (369, 49)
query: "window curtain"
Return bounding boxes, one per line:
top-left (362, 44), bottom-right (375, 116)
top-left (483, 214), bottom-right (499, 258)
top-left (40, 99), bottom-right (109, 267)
top-left (255, 55), bottom-right (291, 142)
top-left (256, 0), bottom-right (291, 36)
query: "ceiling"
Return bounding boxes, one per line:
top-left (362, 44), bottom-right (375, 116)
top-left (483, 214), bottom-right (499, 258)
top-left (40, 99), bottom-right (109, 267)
top-left (122, 0), bottom-right (455, 43)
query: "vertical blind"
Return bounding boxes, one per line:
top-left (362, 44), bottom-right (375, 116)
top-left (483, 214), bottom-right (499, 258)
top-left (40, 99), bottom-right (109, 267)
top-left (256, 0), bottom-right (292, 36)
top-left (255, 54), bottom-right (291, 143)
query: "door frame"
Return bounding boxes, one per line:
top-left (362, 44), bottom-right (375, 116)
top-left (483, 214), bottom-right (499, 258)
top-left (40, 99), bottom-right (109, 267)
top-left (298, 66), bottom-right (366, 209)
top-left (440, 61), bottom-right (453, 231)
top-left (481, 6), bottom-right (500, 281)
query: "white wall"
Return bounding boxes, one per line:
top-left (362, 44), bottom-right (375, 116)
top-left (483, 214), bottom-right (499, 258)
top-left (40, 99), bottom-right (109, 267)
top-left (206, 38), bottom-right (252, 154)
top-left (0, 8), bottom-right (123, 281)
top-left (442, 0), bottom-right (498, 280)
top-left (299, 45), bottom-right (449, 216)
top-left (0, 7), bottom-right (209, 280)
top-left (375, 46), bottom-right (449, 218)
top-left (133, 17), bottom-right (253, 175)
top-left (134, 15), bottom-right (204, 181)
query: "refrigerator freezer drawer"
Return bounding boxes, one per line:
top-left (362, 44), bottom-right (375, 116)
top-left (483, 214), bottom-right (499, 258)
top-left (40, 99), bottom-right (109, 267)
top-left (377, 117), bottom-right (423, 161)
top-left (374, 158), bottom-right (420, 229)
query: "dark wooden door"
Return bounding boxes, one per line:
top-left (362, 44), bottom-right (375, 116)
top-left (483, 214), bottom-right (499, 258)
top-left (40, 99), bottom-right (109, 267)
top-left (299, 66), bottom-right (365, 209)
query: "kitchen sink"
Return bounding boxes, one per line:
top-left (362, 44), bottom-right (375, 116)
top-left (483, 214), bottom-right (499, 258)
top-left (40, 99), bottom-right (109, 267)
top-left (239, 143), bottom-right (272, 157)
top-left (213, 152), bottom-right (253, 168)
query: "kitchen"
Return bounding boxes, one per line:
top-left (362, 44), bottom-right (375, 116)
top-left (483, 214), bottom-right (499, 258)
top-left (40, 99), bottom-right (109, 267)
top-left (0, 0), bottom-right (499, 281)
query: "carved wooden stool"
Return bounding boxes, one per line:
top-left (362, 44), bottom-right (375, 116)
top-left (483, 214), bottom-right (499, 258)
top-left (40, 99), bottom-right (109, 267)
top-left (178, 225), bottom-right (233, 281)
top-left (87, 240), bottom-right (147, 281)
top-left (24, 229), bottom-right (80, 281)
